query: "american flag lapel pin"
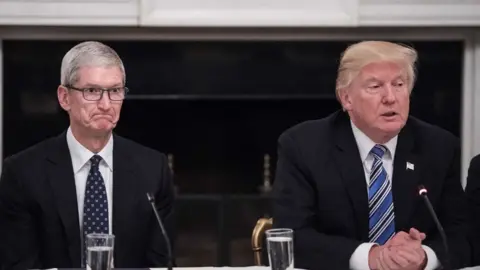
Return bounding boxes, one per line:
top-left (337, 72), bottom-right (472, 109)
top-left (406, 162), bottom-right (414, 171)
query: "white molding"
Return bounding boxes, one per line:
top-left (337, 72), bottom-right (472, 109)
top-left (0, 39), bottom-right (3, 174)
top-left (0, 0), bottom-right (138, 26)
top-left (462, 36), bottom-right (475, 188)
top-left (139, 0), bottom-right (358, 27)
top-left (359, 4), bottom-right (480, 26)
top-left (0, 26), bottom-right (473, 41)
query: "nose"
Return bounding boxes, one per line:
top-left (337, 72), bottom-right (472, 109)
top-left (97, 92), bottom-right (112, 110)
top-left (382, 85), bottom-right (396, 104)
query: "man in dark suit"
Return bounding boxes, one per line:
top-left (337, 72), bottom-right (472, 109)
top-left (465, 155), bottom-right (480, 265)
top-left (272, 41), bottom-right (470, 270)
top-left (0, 41), bottom-right (175, 269)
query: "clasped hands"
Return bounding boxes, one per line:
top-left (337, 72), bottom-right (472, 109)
top-left (369, 228), bottom-right (428, 270)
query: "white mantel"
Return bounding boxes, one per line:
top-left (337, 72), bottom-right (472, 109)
top-left (0, 0), bottom-right (138, 26)
top-left (139, 0), bottom-right (358, 27)
top-left (0, 0), bottom-right (479, 27)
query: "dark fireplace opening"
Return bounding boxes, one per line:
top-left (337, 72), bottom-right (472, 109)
top-left (115, 98), bottom-right (341, 194)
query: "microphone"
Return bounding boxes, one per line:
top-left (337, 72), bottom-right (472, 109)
top-left (146, 192), bottom-right (173, 270)
top-left (418, 185), bottom-right (451, 270)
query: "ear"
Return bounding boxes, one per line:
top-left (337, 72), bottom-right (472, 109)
top-left (339, 88), bottom-right (353, 111)
top-left (57, 85), bottom-right (71, 111)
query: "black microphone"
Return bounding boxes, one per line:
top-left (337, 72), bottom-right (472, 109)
top-left (146, 192), bottom-right (173, 270)
top-left (418, 185), bottom-right (451, 270)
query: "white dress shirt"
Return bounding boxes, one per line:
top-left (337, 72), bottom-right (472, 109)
top-left (348, 121), bottom-right (439, 270)
top-left (66, 126), bottom-right (114, 234)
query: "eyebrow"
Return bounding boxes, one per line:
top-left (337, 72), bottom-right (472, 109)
top-left (364, 75), bottom-right (406, 83)
top-left (82, 83), bottom-right (123, 88)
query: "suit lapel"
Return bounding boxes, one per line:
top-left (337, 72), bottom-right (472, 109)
top-left (332, 113), bottom-right (370, 241)
top-left (112, 135), bottom-right (139, 261)
top-left (45, 132), bottom-right (82, 267)
top-left (391, 122), bottom-right (420, 232)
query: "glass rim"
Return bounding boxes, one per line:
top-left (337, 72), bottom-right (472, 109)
top-left (265, 228), bottom-right (293, 235)
top-left (86, 233), bottom-right (115, 239)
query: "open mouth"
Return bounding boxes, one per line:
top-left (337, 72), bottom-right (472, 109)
top-left (381, 111), bottom-right (397, 117)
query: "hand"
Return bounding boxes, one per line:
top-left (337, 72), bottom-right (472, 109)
top-left (387, 229), bottom-right (425, 248)
top-left (376, 245), bottom-right (426, 270)
top-left (369, 228), bottom-right (427, 270)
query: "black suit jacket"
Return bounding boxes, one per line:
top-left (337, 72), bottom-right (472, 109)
top-left (465, 154), bottom-right (480, 265)
top-left (0, 131), bottom-right (175, 270)
top-left (272, 110), bottom-right (471, 270)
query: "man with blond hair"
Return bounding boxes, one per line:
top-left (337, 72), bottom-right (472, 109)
top-left (0, 41), bottom-right (175, 269)
top-left (273, 41), bottom-right (471, 269)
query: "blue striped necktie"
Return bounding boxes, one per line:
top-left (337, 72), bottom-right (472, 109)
top-left (368, 144), bottom-right (395, 244)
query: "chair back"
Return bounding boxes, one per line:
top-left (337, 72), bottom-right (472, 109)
top-left (251, 217), bottom-right (273, 265)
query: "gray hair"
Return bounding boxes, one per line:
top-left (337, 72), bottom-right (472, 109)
top-left (60, 41), bottom-right (126, 86)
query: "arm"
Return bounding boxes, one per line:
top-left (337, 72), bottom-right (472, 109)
top-left (423, 142), bottom-right (471, 269)
top-left (465, 155), bottom-right (480, 265)
top-left (0, 158), bottom-right (40, 270)
top-left (146, 153), bottom-right (176, 267)
top-left (272, 132), bottom-right (364, 270)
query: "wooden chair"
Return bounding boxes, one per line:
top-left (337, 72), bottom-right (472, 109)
top-left (251, 217), bottom-right (273, 265)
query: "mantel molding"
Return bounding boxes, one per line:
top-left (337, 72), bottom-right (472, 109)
top-left (0, 0), bottom-right (138, 26)
top-left (139, 0), bottom-right (358, 27)
top-left (359, 2), bottom-right (480, 26)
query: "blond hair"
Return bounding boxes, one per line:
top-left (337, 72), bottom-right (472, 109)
top-left (335, 41), bottom-right (418, 101)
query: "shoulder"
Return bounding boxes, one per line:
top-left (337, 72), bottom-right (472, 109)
top-left (3, 135), bottom-right (61, 168)
top-left (113, 134), bottom-right (167, 163)
top-left (467, 154), bottom-right (480, 184)
top-left (407, 116), bottom-right (459, 149)
top-left (279, 111), bottom-right (340, 145)
top-left (470, 154), bottom-right (480, 170)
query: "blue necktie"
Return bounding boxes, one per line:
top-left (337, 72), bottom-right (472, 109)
top-left (83, 155), bottom-right (109, 264)
top-left (368, 145), bottom-right (395, 244)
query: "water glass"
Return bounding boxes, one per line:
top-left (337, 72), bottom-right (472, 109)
top-left (266, 228), bottom-right (294, 270)
top-left (86, 233), bottom-right (115, 270)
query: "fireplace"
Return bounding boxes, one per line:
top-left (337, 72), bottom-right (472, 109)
top-left (2, 39), bottom-right (463, 266)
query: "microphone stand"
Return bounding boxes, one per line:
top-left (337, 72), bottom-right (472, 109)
top-left (418, 186), bottom-right (451, 270)
top-left (146, 193), bottom-right (173, 270)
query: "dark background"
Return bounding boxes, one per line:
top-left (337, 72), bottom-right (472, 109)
top-left (2, 40), bottom-right (463, 266)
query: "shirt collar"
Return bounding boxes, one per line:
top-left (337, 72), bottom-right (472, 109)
top-left (66, 126), bottom-right (113, 173)
top-left (350, 121), bottom-right (398, 162)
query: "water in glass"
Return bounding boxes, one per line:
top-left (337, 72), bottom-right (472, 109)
top-left (86, 233), bottom-right (114, 270)
top-left (266, 228), bottom-right (294, 270)
top-left (87, 246), bottom-right (113, 270)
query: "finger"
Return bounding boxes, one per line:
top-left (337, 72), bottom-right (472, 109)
top-left (409, 228), bottom-right (427, 242)
top-left (376, 258), bottom-right (384, 270)
top-left (396, 248), bottom-right (423, 266)
top-left (409, 228), bottom-right (422, 240)
top-left (387, 247), bottom-right (410, 267)
top-left (389, 239), bottom-right (422, 250)
top-left (382, 247), bottom-right (403, 270)
top-left (378, 249), bottom-right (390, 270)
top-left (388, 231), bottom-right (410, 246)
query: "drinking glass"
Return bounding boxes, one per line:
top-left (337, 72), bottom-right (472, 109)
top-left (86, 233), bottom-right (114, 270)
top-left (266, 228), bottom-right (294, 270)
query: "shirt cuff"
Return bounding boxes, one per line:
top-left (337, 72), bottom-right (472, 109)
top-left (422, 245), bottom-right (440, 270)
top-left (349, 242), bottom-right (377, 270)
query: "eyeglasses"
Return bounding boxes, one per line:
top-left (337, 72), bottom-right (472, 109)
top-left (65, 85), bottom-right (129, 101)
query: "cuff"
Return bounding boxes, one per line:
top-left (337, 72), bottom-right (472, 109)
top-left (349, 242), bottom-right (377, 270)
top-left (422, 245), bottom-right (440, 270)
